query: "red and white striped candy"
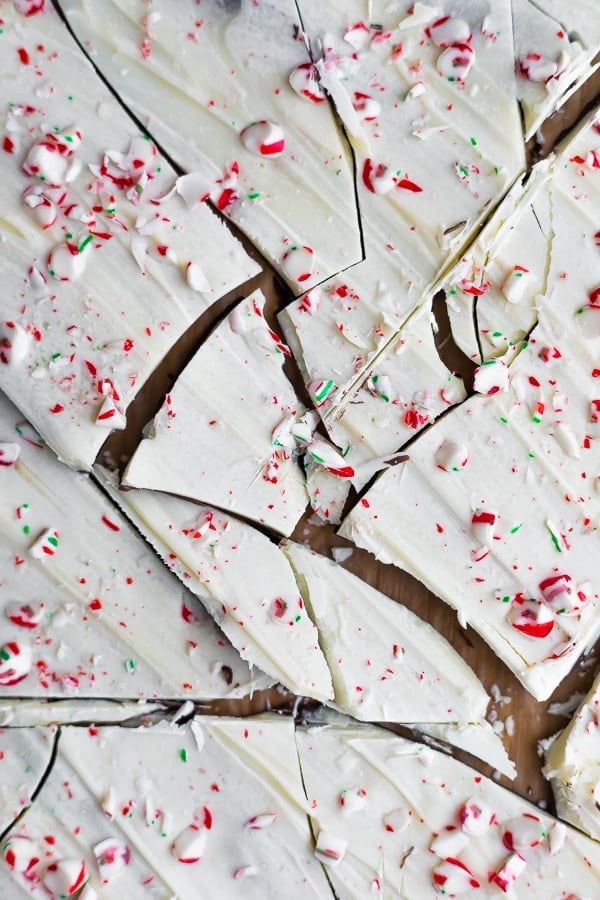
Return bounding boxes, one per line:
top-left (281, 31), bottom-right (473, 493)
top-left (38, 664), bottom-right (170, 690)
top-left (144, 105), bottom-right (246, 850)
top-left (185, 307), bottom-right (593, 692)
top-left (470, 510), bottom-right (497, 547)
top-left (95, 395), bottom-right (127, 430)
top-left (240, 121), bottom-right (285, 158)
top-left (298, 287), bottom-right (322, 314)
top-left (306, 438), bottom-right (354, 478)
top-left (23, 140), bottom-right (69, 185)
top-left (435, 439), bottom-right (468, 471)
top-left (42, 858), bottom-right (88, 896)
top-left (502, 813), bottom-right (545, 854)
top-left (491, 852), bottom-right (527, 893)
top-left (48, 241), bottom-right (88, 282)
top-left (362, 159), bottom-right (396, 195)
top-left (0, 641), bottom-right (32, 685)
top-left (548, 821), bottom-right (567, 855)
top-left (502, 266), bottom-right (532, 304)
top-left (6, 601), bottom-right (44, 629)
top-left (289, 62), bottom-right (326, 103)
top-left (473, 359), bottom-right (508, 395)
top-left (0, 443), bottom-right (20, 466)
top-left (459, 798), bottom-right (493, 836)
top-left (539, 573), bottom-right (574, 612)
top-left (430, 826), bottom-right (468, 858)
top-left (437, 43), bottom-right (476, 81)
top-left (0, 321), bottom-right (30, 366)
top-left (93, 838), bottom-right (131, 885)
top-left (29, 527), bottom-right (60, 559)
top-left (519, 53), bottom-right (558, 83)
top-left (185, 261), bottom-right (210, 293)
top-left (281, 245), bottom-right (314, 284)
top-left (314, 830), bottom-right (347, 867)
top-left (22, 186), bottom-right (58, 229)
top-left (352, 92), bottom-right (381, 121)
top-left (428, 15), bottom-right (471, 47)
top-left (3, 835), bottom-right (40, 875)
top-left (14, 0), bottom-right (46, 14)
top-left (509, 599), bottom-right (554, 639)
top-left (432, 857), bottom-right (480, 893)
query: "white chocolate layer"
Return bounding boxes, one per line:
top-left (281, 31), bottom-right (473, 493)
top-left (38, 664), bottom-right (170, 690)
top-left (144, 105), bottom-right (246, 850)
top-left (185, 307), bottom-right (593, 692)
top-left (296, 721), bottom-right (600, 898)
top-left (97, 471), bottom-right (333, 703)
top-left (282, 542), bottom-right (489, 724)
top-left (279, 0), bottom-right (523, 478)
top-left (0, 391), bottom-right (266, 700)
top-left (544, 670), bottom-right (600, 841)
top-left (123, 291), bottom-right (309, 536)
top-left (61, 0), bottom-right (362, 293)
top-left (0, 1), bottom-right (257, 469)
top-left (415, 721), bottom-right (516, 781)
top-left (514, 0), bottom-right (600, 140)
top-left (1, 716), bottom-right (333, 898)
top-left (0, 726), bottom-right (55, 835)
top-left (340, 391), bottom-right (600, 701)
top-left (0, 700), bottom-right (161, 727)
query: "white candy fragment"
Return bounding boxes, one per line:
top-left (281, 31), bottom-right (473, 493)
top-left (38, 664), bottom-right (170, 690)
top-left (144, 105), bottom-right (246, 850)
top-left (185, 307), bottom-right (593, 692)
top-left (3, 835), bottom-right (40, 874)
top-left (95, 395), bottom-right (126, 430)
top-left (42, 857), bottom-right (88, 896)
top-left (434, 439), bottom-right (468, 471)
top-left (48, 241), bottom-right (89, 282)
top-left (502, 266), bottom-right (533, 304)
top-left (240, 121), bottom-right (285, 158)
top-left (281, 244), bottom-right (314, 284)
top-left (185, 261), bottom-right (210, 293)
top-left (93, 838), bottom-right (131, 885)
top-left (519, 54), bottom-right (558, 83)
top-left (430, 826), bottom-right (469, 858)
top-left (473, 359), bottom-right (509, 395)
top-left (0, 443), bottom-right (21, 466)
top-left (28, 527), bottom-right (60, 559)
top-left (338, 787), bottom-right (368, 814)
top-left (172, 808), bottom-right (212, 864)
top-left (0, 322), bottom-right (30, 366)
top-left (502, 814), bottom-right (545, 853)
top-left (306, 439), bottom-right (354, 478)
top-left (245, 812), bottom-right (277, 830)
top-left (429, 15), bottom-right (471, 48)
top-left (459, 798), bottom-right (493, 836)
top-left (314, 830), bottom-right (347, 867)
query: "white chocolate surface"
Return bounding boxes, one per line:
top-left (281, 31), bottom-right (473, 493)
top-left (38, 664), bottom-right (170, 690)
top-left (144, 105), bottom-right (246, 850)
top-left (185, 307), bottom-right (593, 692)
top-left (98, 471), bottom-right (333, 703)
top-left (1, 716), bottom-right (333, 899)
top-left (61, 0), bottom-right (362, 293)
top-left (0, 391), bottom-right (266, 700)
top-left (123, 291), bottom-right (310, 536)
top-left (544, 670), bottom-right (600, 841)
top-left (0, 726), bottom-right (55, 835)
top-left (0, 0), bottom-right (257, 469)
top-left (296, 721), bottom-right (600, 898)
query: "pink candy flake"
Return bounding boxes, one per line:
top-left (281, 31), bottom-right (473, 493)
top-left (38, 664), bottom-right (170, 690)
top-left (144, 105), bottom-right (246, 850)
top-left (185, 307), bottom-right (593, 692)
top-left (289, 62), bottom-right (326, 103)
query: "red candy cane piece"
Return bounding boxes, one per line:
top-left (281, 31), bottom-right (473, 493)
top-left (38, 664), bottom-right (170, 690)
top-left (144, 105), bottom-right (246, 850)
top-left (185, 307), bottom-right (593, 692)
top-left (3, 835), bottom-right (41, 875)
top-left (428, 15), bottom-right (472, 47)
top-left (519, 53), bottom-right (558, 83)
top-left (0, 321), bottom-right (30, 366)
top-left (6, 601), bottom-right (45, 629)
top-left (240, 121), bottom-right (285, 158)
top-left (42, 858), bottom-right (88, 896)
top-left (437, 43), bottom-right (476, 81)
top-left (470, 510), bottom-right (497, 547)
top-left (539, 573), bottom-right (575, 612)
top-left (0, 443), bottom-right (21, 466)
top-left (352, 92), bottom-right (381, 121)
top-left (502, 813), bottom-right (544, 853)
top-left (362, 159), bottom-right (396, 195)
top-left (459, 798), bottom-right (493, 836)
top-left (245, 812), bottom-right (277, 830)
top-left (509, 598), bottom-right (554, 639)
top-left (0, 641), bottom-right (32, 685)
top-left (289, 62), bottom-right (326, 103)
top-left (491, 852), bottom-right (527, 893)
top-left (432, 857), bottom-right (480, 892)
top-left (93, 839), bottom-right (131, 885)
top-left (434, 439), bottom-right (468, 471)
top-left (281, 245), bottom-right (314, 284)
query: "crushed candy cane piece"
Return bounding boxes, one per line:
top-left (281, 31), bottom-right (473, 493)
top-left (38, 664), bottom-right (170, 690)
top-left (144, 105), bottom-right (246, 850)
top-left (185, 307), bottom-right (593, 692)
top-left (0, 442), bottom-right (20, 466)
top-left (459, 798), bottom-right (493, 836)
top-left (435, 439), bottom-right (468, 471)
top-left (473, 359), bottom-right (509, 395)
top-left (29, 527), bottom-right (59, 559)
top-left (432, 856), bottom-right (480, 893)
top-left (502, 266), bottom-right (533, 304)
top-left (289, 62), bottom-right (325, 103)
top-left (491, 852), bottom-right (527, 893)
top-left (281, 245), bottom-right (314, 284)
top-left (437, 43), bottom-right (475, 81)
top-left (314, 830), bottom-right (347, 867)
top-left (0, 322), bottom-right (30, 366)
top-left (241, 121), bottom-right (285, 158)
top-left (93, 839), bottom-right (131, 885)
top-left (42, 858), bottom-right (88, 897)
